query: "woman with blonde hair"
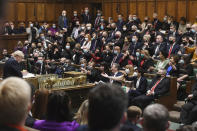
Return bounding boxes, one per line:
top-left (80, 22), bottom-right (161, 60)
top-left (74, 99), bottom-right (89, 125)
top-left (81, 34), bottom-right (92, 53)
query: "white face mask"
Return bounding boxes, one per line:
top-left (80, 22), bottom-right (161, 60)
top-left (84, 49), bottom-right (88, 53)
top-left (85, 37), bottom-right (89, 41)
top-left (81, 27), bottom-right (85, 30)
top-left (87, 27), bottom-right (91, 30)
top-left (132, 38), bottom-right (136, 43)
top-left (133, 72), bottom-right (138, 76)
top-left (66, 46), bottom-right (70, 50)
top-left (125, 69), bottom-right (130, 74)
top-left (30, 24), bottom-right (33, 27)
top-left (74, 14), bottom-right (77, 16)
top-left (123, 28), bottom-right (127, 31)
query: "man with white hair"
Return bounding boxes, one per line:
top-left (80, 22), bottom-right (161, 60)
top-left (0, 77), bottom-right (31, 130)
top-left (142, 104), bottom-right (169, 131)
top-left (132, 69), bottom-right (170, 110)
top-left (3, 50), bottom-right (24, 79)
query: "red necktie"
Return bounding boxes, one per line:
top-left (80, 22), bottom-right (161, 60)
top-left (140, 60), bottom-right (145, 67)
top-left (150, 79), bottom-right (161, 93)
top-left (168, 45), bottom-right (173, 58)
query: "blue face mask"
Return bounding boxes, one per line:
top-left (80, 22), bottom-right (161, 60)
top-left (81, 64), bottom-right (85, 67)
top-left (136, 52), bottom-right (140, 57)
top-left (114, 50), bottom-right (118, 55)
top-left (191, 29), bottom-right (196, 33)
top-left (132, 38), bottom-right (136, 43)
top-left (100, 26), bottom-right (104, 30)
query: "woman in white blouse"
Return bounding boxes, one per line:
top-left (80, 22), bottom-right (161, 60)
top-left (81, 34), bottom-right (92, 53)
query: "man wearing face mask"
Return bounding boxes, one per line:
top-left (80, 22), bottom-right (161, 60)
top-left (58, 10), bottom-right (69, 31)
top-left (129, 35), bottom-right (142, 57)
top-left (161, 16), bottom-right (170, 31)
top-left (94, 10), bottom-right (102, 28)
top-left (114, 31), bottom-right (124, 49)
top-left (125, 68), bottom-right (147, 106)
top-left (111, 46), bottom-right (123, 66)
top-left (132, 14), bottom-right (141, 27)
top-left (102, 45), bottom-right (113, 67)
top-left (167, 35), bottom-right (180, 58)
top-left (133, 69), bottom-right (170, 110)
top-left (81, 7), bottom-right (91, 24)
top-left (85, 23), bottom-right (93, 34)
top-left (61, 43), bottom-right (73, 60)
top-left (34, 56), bottom-right (46, 75)
top-left (116, 14), bottom-right (125, 30)
top-left (71, 11), bottom-right (79, 29)
top-left (71, 21), bottom-right (81, 40)
top-left (152, 13), bottom-right (162, 31)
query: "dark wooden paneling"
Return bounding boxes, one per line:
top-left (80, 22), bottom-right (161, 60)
top-left (17, 3), bottom-right (26, 22)
top-left (5, 2), bottom-right (15, 22)
top-left (189, 1), bottom-right (197, 23)
top-left (157, 1), bottom-right (166, 21)
top-left (4, 0), bottom-right (197, 27)
top-left (177, 0), bottom-right (186, 21)
top-left (167, 1), bottom-right (176, 17)
top-left (37, 3), bottom-right (45, 21)
top-left (129, 2), bottom-right (137, 15)
top-left (27, 3), bottom-right (36, 22)
top-left (45, 3), bottom-right (55, 22)
top-left (138, 1), bottom-right (146, 21)
top-left (147, 1), bottom-right (155, 21)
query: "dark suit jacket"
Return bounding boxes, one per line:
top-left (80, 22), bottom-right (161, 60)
top-left (129, 42), bottom-right (142, 56)
top-left (148, 76), bottom-right (170, 97)
top-left (58, 15), bottom-right (69, 29)
top-left (121, 120), bottom-right (142, 131)
top-left (152, 19), bottom-right (162, 31)
top-left (112, 72), bottom-right (123, 86)
top-left (116, 20), bottom-right (125, 30)
top-left (167, 43), bottom-right (180, 56)
top-left (3, 57), bottom-right (22, 79)
top-left (149, 42), bottom-right (167, 57)
top-left (81, 13), bottom-right (91, 24)
top-left (125, 76), bottom-right (147, 95)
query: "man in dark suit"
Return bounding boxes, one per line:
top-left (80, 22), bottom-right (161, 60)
top-left (58, 10), bottom-right (69, 30)
top-left (3, 50), bottom-right (24, 79)
top-left (81, 7), bottom-right (91, 24)
top-left (149, 35), bottom-right (167, 58)
top-left (125, 68), bottom-right (147, 106)
top-left (167, 35), bottom-right (180, 58)
top-left (111, 46), bottom-right (124, 66)
top-left (116, 14), bottom-right (125, 30)
top-left (129, 35), bottom-right (142, 57)
top-left (132, 69), bottom-right (170, 110)
top-left (180, 81), bottom-right (197, 124)
top-left (152, 13), bottom-right (162, 31)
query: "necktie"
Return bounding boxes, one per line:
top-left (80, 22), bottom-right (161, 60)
top-left (168, 45), bottom-right (173, 58)
top-left (150, 79), bottom-right (161, 93)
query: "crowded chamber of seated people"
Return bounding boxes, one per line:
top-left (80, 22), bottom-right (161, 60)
top-left (2, 7), bottom-right (197, 130)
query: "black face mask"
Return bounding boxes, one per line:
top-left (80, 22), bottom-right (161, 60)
top-left (169, 40), bottom-right (174, 44)
top-left (156, 74), bottom-right (161, 78)
top-left (186, 28), bottom-right (191, 31)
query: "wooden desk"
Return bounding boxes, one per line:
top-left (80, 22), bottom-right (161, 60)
top-left (0, 34), bottom-right (28, 58)
top-left (63, 71), bottom-right (86, 78)
top-left (51, 83), bottom-right (95, 109)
